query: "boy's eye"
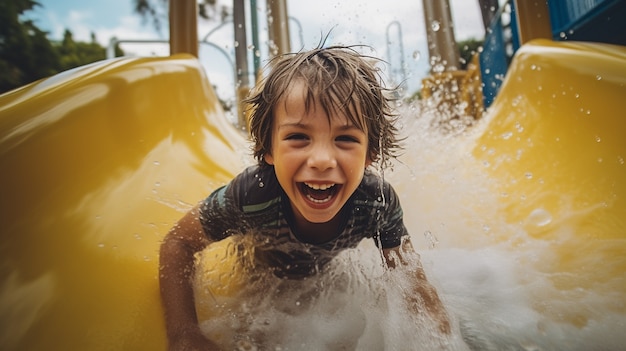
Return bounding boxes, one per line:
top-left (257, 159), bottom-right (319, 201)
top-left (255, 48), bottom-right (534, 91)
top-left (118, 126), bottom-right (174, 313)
top-left (285, 133), bottom-right (308, 140)
top-left (336, 135), bottom-right (360, 143)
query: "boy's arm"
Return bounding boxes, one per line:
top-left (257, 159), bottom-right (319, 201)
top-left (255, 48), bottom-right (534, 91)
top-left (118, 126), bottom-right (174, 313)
top-left (159, 204), bottom-right (221, 350)
top-left (382, 239), bottom-right (451, 334)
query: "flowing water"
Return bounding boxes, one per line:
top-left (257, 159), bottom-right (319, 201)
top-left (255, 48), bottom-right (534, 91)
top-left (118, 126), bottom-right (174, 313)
top-left (193, 99), bottom-right (626, 350)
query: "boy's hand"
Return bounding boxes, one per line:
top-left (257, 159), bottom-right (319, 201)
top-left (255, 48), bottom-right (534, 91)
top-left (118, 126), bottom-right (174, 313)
top-left (160, 205), bottom-right (220, 351)
top-left (382, 239), bottom-right (451, 335)
top-left (409, 283), bottom-right (451, 334)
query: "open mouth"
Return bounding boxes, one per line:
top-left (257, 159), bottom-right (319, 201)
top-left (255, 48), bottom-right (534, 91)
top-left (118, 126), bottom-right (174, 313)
top-left (299, 182), bottom-right (340, 204)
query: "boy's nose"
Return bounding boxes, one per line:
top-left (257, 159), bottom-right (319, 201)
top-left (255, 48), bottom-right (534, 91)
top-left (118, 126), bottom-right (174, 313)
top-left (307, 143), bottom-right (337, 171)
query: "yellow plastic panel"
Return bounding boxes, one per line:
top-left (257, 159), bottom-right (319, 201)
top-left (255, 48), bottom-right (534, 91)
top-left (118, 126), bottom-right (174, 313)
top-left (0, 55), bottom-right (246, 350)
top-left (473, 40), bottom-right (626, 324)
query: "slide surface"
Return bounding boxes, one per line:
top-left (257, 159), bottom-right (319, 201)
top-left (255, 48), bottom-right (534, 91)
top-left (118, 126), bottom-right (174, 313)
top-left (1, 39), bottom-right (625, 349)
top-left (0, 54), bottom-right (245, 350)
top-left (473, 39), bottom-right (626, 325)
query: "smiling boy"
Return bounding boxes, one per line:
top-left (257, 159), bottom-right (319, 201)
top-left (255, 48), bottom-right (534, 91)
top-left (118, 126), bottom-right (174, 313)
top-left (159, 45), bottom-right (450, 350)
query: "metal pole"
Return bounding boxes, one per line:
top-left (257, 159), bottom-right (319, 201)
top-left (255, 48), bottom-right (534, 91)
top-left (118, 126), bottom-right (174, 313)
top-left (250, 0), bottom-right (261, 82)
top-left (233, 0), bottom-right (250, 128)
top-left (478, 0), bottom-right (500, 31)
top-left (422, 0), bottom-right (459, 72)
top-left (513, 0), bottom-right (552, 45)
top-left (385, 21), bottom-right (407, 93)
top-left (169, 0), bottom-right (198, 56)
top-left (267, 0), bottom-right (291, 56)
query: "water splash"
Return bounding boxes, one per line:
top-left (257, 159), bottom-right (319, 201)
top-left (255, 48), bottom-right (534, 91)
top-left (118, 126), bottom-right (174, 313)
top-left (194, 239), bottom-right (468, 350)
top-left (191, 96), bottom-right (626, 350)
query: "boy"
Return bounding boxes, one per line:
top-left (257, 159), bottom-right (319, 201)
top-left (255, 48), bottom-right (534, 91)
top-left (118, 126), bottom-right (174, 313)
top-left (159, 45), bottom-right (450, 350)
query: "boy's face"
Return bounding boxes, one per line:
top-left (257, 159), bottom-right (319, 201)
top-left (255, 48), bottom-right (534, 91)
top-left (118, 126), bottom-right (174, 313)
top-left (265, 81), bottom-right (371, 225)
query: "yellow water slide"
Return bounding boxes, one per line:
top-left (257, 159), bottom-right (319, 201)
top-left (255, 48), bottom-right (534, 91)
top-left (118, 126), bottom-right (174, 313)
top-left (0, 38), bottom-right (624, 349)
top-left (472, 39), bottom-right (626, 326)
top-left (0, 55), bottom-right (246, 350)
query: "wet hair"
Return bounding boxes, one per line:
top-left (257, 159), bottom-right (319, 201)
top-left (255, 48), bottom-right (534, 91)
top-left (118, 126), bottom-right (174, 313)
top-left (245, 45), bottom-right (402, 166)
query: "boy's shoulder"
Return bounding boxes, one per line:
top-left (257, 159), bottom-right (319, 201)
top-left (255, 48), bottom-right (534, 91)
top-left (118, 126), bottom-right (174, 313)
top-left (228, 164), bottom-right (282, 210)
top-left (358, 169), bottom-right (393, 194)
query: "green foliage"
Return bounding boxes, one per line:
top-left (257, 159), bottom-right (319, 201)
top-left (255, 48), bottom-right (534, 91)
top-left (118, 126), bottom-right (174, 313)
top-left (0, 0), bottom-right (123, 94)
top-left (58, 30), bottom-right (106, 72)
top-left (0, 0), bottom-right (59, 92)
top-left (133, 0), bottom-right (225, 33)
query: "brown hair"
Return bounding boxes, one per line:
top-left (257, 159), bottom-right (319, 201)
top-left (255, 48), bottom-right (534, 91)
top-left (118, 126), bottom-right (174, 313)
top-left (246, 45), bottom-right (402, 166)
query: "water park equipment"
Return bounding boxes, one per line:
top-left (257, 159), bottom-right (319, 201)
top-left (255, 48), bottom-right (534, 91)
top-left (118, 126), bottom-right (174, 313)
top-left (0, 54), bottom-right (247, 350)
top-left (1, 0), bottom-right (625, 349)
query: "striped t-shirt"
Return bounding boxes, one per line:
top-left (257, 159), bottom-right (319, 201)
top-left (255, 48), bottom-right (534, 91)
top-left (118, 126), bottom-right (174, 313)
top-left (199, 165), bottom-right (408, 278)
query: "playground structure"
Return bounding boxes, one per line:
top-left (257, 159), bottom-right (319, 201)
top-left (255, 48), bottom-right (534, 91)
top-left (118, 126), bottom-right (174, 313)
top-left (1, 0), bottom-right (625, 349)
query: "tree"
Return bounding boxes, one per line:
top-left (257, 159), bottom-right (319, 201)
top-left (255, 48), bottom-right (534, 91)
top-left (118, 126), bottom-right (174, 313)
top-left (457, 38), bottom-right (483, 70)
top-left (57, 30), bottom-right (113, 72)
top-left (133, 0), bottom-right (229, 33)
top-left (0, 0), bottom-right (124, 94)
top-left (0, 0), bottom-right (59, 93)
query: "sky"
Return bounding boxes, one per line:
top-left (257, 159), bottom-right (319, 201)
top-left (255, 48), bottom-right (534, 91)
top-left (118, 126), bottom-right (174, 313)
top-left (26, 0), bottom-right (486, 102)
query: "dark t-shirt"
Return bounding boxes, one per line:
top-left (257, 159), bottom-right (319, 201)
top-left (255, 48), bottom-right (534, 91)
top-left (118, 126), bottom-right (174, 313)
top-left (199, 165), bottom-right (408, 278)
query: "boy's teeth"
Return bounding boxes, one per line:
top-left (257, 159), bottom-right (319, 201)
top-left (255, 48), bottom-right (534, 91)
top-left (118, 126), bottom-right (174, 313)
top-left (304, 182), bottom-right (335, 190)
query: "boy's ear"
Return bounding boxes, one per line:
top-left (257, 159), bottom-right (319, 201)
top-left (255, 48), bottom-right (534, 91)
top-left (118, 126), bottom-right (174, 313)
top-left (264, 153), bottom-right (275, 165)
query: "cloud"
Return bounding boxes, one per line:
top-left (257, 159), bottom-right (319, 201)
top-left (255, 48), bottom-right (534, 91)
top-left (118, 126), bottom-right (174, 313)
top-left (94, 16), bottom-right (169, 57)
top-left (37, 0), bottom-right (485, 98)
top-left (450, 0), bottom-right (485, 40)
top-left (41, 6), bottom-right (166, 56)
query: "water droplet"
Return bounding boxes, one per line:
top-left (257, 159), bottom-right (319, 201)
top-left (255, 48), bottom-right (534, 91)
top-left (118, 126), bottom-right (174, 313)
top-left (527, 208), bottom-right (552, 227)
top-left (596, 75), bottom-right (602, 81)
top-left (525, 172), bottom-right (533, 179)
top-left (433, 63), bottom-right (445, 73)
top-left (153, 161), bottom-right (160, 166)
top-left (431, 20), bottom-right (441, 31)
top-left (97, 243), bottom-right (105, 248)
top-left (423, 230), bottom-right (439, 249)
top-left (595, 135), bottom-right (601, 142)
top-left (258, 182), bottom-right (264, 188)
top-left (501, 131), bottom-right (513, 140)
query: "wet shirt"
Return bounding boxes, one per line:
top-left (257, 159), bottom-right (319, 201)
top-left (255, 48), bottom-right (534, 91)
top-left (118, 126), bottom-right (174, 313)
top-left (199, 165), bottom-right (408, 279)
